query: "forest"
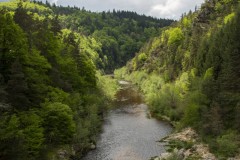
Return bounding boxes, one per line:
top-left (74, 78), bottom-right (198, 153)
top-left (0, 0), bottom-right (172, 159)
top-left (1, 0), bottom-right (240, 159)
top-left (37, 0), bottom-right (173, 72)
top-left (115, 0), bottom-right (240, 159)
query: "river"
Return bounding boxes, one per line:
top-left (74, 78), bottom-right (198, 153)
top-left (83, 80), bottom-right (172, 160)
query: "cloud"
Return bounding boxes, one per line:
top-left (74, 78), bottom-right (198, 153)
top-left (43, 0), bottom-right (204, 19)
top-left (149, 0), bottom-right (180, 19)
top-left (148, 0), bottom-right (204, 19)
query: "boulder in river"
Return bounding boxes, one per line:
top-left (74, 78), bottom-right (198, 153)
top-left (90, 143), bottom-right (96, 150)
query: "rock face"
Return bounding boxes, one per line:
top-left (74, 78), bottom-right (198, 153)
top-left (56, 146), bottom-right (75, 160)
top-left (166, 128), bottom-right (198, 142)
top-left (57, 149), bottom-right (69, 160)
top-left (155, 128), bottom-right (217, 160)
top-left (187, 144), bottom-right (216, 160)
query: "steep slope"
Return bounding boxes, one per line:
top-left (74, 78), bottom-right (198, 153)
top-left (115, 0), bottom-right (240, 158)
top-left (0, 1), bottom-right (118, 159)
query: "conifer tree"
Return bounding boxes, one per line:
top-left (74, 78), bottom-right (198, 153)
top-left (6, 59), bottom-right (31, 110)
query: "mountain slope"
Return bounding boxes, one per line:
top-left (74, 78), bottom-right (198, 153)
top-left (34, 0), bottom-right (174, 72)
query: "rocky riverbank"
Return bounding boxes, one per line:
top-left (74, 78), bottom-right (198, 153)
top-left (153, 128), bottom-right (240, 160)
top-left (153, 128), bottom-right (216, 160)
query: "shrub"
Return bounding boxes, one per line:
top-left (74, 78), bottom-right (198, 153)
top-left (42, 102), bottom-right (75, 144)
top-left (216, 130), bottom-right (239, 158)
top-left (167, 27), bottom-right (184, 46)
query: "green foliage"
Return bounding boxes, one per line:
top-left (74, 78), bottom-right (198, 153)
top-left (116, 70), bottom-right (183, 122)
top-left (167, 139), bottom-right (194, 151)
top-left (97, 72), bottom-right (118, 101)
top-left (175, 72), bottom-right (190, 97)
top-left (133, 53), bottom-right (148, 69)
top-left (182, 17), bottom-right (191, 28)
top-left (224, 12), bottom-right (235, 24)
top-left (1, 0), bottom-right (240, 159)
top-left (216, 130), bottom-right (239, 158)
top-left (44, 87), bottom-right (69, 104)
top-left (52, 4), bottom-right (173, 72)
top-left (167, 27), bottom-right (184, 46)
top-left (181, 103), bottom-right (200, 128)
top-left (0, 114), bottom-right (23, 159)
top-left (0, 12), bottom-right (28, 81)
top-left (18, 111), bottom-right (45, 159)
top-left (114, 66), bottom-right (128, 79)
top-left (203, 67), bottom-right (213, 80)
top-left (0, 2), bottom-right (122, 158)
top-left (42, 102), bottom-right (75, 144)
top-left (0, 1), bottom-right (52, 14)
top-left (0, 111), bottom-right (44, 160)
top-left (138, 53), bottom-right (147, 62)
top-left (6, 59), bottom-right (31, 110)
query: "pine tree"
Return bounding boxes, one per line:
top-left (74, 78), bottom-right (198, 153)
top-left (51, 15), bottom-right (62, 36)
top-left (13, 1), bottom-right (33, 32)
top-left (6, 59), bottom-right (31, 110)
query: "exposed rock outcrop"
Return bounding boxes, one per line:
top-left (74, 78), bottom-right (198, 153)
top-left (155, 128), bottom-right (217, 160)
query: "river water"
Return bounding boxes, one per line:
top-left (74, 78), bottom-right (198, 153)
top-left (83, 81), bottom-right (172, 160)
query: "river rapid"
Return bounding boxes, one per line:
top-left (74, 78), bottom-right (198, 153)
top-left (83, 80), bottom-right (172, 160)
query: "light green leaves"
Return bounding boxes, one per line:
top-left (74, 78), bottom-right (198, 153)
top-left (166, 27), bottom-right (184, 46)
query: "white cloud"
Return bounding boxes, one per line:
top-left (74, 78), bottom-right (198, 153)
top-left (48, 0), bottom-right (204, 19)
top-left (148, 0), bottom-right (193, 19)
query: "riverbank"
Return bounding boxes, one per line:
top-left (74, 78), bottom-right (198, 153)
top-left (153, 128), bottom-right (216, 160)
top-left (153, 127), bottom-right (240, 160)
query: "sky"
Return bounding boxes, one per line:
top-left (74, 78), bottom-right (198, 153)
top-left (49, 0), bottom-right (205, 19)
top-left (0, 0), bottom-right (205, 19)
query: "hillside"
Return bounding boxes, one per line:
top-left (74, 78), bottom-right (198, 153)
top-left (0, 0), bottom-right (174, 159)
top-left (29, 0), bottom-right (173, 72)
top-left (115, 0), bottom-right (240, 158)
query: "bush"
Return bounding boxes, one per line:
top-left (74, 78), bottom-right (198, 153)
top-left (167, 140), bottom-right (194, 151)
top-left (167, 27), bottom-right (184, 46)
top-left (216, 130), bottom-right (239, 158)
top-left (0, 111), bottom-right (44, 159)
top-left (181, 104), bottom-right (200, 128)
top-left (19, 111), bottom-right (45, 158)
top-left (97, 72), bottom-right (118, 101)
top-left (42, 102), bottom-right (76, 144)
top-left (138, 52), bottom-right (147, 63)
